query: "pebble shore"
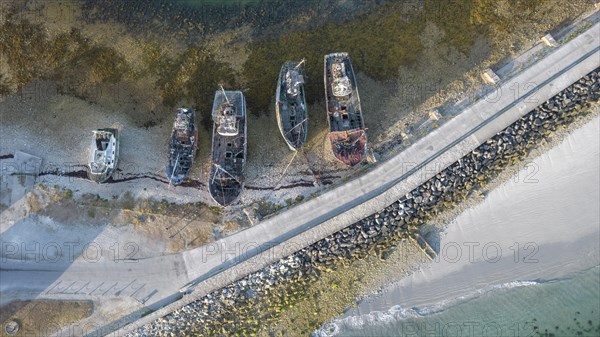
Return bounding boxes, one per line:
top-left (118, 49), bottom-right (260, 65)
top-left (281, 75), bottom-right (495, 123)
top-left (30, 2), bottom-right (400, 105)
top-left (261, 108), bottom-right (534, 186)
top-left (127, 69), bottom-right (599, 336)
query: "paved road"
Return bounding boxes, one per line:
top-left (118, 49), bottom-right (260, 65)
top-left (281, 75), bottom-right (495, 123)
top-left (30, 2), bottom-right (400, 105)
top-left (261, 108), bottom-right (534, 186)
top-left (1, 22), bottom-right (598, 337)
top-left (0, 255), bottom-right (188, 306)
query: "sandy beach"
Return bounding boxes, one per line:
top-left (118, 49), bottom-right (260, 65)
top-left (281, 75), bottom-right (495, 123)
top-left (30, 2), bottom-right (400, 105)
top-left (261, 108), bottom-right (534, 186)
top-left (327, 115), bottom-right (600, 333)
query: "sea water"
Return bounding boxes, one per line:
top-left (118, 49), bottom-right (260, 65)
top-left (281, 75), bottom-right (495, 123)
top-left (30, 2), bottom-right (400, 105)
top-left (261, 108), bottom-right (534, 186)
top-left (320, 266), bottom-right (599, 337)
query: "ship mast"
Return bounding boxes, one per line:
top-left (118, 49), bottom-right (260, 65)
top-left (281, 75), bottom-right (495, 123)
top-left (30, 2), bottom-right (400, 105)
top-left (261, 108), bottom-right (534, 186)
top-left (284, 117), bottom-right (308, 136)
top-left (295, 59), bottom-right (306, 69)
top-left (168, 152), bottom-right (180, 187)
top-left (212, 164), bottom-right (241, 185)
top-left (220, 85), bottom-right (230, 104)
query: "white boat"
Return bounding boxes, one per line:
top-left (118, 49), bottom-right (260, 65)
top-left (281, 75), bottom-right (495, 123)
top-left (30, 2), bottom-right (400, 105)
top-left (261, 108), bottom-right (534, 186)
top-left (88, 128), bottom-right (119, 183)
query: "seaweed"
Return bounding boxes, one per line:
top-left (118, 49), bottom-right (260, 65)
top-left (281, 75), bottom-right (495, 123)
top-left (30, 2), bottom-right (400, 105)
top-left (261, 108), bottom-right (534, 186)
top-left (243, 1), bottom-right (498, 113)
top-left (153, 47), bottom-right (238, 130)
top-left (471, 0), bottom-right (550, 33)
top-left (0, 73), bottom-right (11, 96)
top-left (0, 16), bottom-right (130, 96)
top-left (0, 19), bottom-right (49, 89)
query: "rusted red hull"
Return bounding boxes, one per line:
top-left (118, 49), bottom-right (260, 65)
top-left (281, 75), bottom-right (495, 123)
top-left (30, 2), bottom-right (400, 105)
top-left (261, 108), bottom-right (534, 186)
top-left (329, 129), bottom-right (367, 166)
top-left (324, 52), bottom-right (367, 166)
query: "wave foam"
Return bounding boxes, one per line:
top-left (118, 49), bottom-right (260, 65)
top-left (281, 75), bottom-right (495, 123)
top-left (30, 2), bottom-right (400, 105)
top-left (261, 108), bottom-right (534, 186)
top-left (313, 279), bottom-right (543, 336)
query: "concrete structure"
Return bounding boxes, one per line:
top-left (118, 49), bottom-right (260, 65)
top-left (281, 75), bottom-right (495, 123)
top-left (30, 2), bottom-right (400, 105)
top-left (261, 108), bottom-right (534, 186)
top-left (542, 33), bottom-right (560, 47)
top-left (481, 68), bottom-right (501, 84)
top-left (428, 109), bottom-right (441, 121)
top-left (0, 151), bottom-right (42, 206)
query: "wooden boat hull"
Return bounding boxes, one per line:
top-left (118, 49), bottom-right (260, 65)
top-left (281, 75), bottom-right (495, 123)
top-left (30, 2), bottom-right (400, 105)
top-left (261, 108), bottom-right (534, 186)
top-left (208, 90), bottom-right (246, 206)
top-left (275, 61), bottom-right (308, 151)
top-left (165, 108), bottom-right (198, 185)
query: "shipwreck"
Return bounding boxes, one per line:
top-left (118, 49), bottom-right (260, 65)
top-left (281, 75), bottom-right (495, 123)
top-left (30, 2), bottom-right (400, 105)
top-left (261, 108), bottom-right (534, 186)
top-left (88, 128), bottom-right (119, 183)
top-left (276, 60), bottom-right (308, 151)
top-left (166, 108), bottom-right (198, 185)
top-left (324, 52), bottom-right (367, 166)
top-left (208, 88), bottom-right (247, 206)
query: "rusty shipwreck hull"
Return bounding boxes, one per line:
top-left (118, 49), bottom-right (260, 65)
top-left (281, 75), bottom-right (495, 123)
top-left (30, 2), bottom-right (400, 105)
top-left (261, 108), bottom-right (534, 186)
top-left (329, 129), bottom-right (367, 166)
top-left (324, 52), bottom-right (367, 166)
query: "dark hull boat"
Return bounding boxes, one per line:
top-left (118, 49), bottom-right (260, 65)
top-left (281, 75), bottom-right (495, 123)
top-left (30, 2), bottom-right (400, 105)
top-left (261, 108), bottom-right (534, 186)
top-left (275, 60), bottom-right (308, 151)
top-left (88, 128), bottom-right (119, 183)
top-left (208, 89), bottom-right (246, 206)
top-left (166, 108), bottom-right (198, 185)
top-left (324, 52), bottom-right (367, 166)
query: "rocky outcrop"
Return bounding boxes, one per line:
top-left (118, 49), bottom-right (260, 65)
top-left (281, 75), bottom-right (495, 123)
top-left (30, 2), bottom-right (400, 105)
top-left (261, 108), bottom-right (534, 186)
top-left (127, 69), bottom-right (599, 336)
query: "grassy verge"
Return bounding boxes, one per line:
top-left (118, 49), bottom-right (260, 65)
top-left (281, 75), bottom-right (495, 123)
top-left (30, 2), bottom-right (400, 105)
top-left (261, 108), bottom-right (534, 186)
top-left (0, 300), bottom-right (93, 337)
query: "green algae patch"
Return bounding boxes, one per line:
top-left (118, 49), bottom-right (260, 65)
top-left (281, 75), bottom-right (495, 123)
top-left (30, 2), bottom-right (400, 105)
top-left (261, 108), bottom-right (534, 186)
top-left (179, 0), bottom-right (265, 7)
top-left (241, 0), bottom-right (567, 114)
top-left (153, 47), bottom-right (238, 129)
top-left (0, 19), bottom-right (52, 89)
top-left (471, 0), bottom-right (550, 33)
top-left (0, 13), bottom-right (236, 130)
top-left (0, 18), bottom-right (131, 100)
top-left (243, 2), bottom-right (426, 113)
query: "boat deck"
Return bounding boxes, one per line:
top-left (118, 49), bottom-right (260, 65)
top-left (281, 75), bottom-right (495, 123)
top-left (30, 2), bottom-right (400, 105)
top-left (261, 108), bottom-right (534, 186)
top-left (209, 90), bottom-right (246, 206)
top-left (166, 109), bottom-right (197, 185)
top-left (325, 53), bottom-right (364, 132)
top-left (88, 128), bottom-right (119, 183)
top-left (276, 61), bottom-right (308, 150)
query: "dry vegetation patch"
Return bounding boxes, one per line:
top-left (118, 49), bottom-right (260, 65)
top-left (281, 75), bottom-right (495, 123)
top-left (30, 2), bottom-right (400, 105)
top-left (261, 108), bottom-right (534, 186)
top-left (0, 300), bottom-right (93, 337)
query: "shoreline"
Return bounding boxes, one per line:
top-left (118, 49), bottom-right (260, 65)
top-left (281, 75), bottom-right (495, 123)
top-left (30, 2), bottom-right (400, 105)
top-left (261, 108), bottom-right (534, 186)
top-left (318, 265), bottom-right (600, 337)
top-left (328, 114), bottom-right (600, 334)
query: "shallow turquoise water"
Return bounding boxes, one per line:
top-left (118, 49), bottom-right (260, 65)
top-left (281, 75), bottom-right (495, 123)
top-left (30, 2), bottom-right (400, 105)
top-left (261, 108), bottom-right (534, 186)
top-left (324, 266), bottom-right (600, 337)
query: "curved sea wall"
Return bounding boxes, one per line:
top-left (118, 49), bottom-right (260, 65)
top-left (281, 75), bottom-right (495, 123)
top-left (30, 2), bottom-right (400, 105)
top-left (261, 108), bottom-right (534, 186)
top-left (127, 69), bottom-right (599, 336)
